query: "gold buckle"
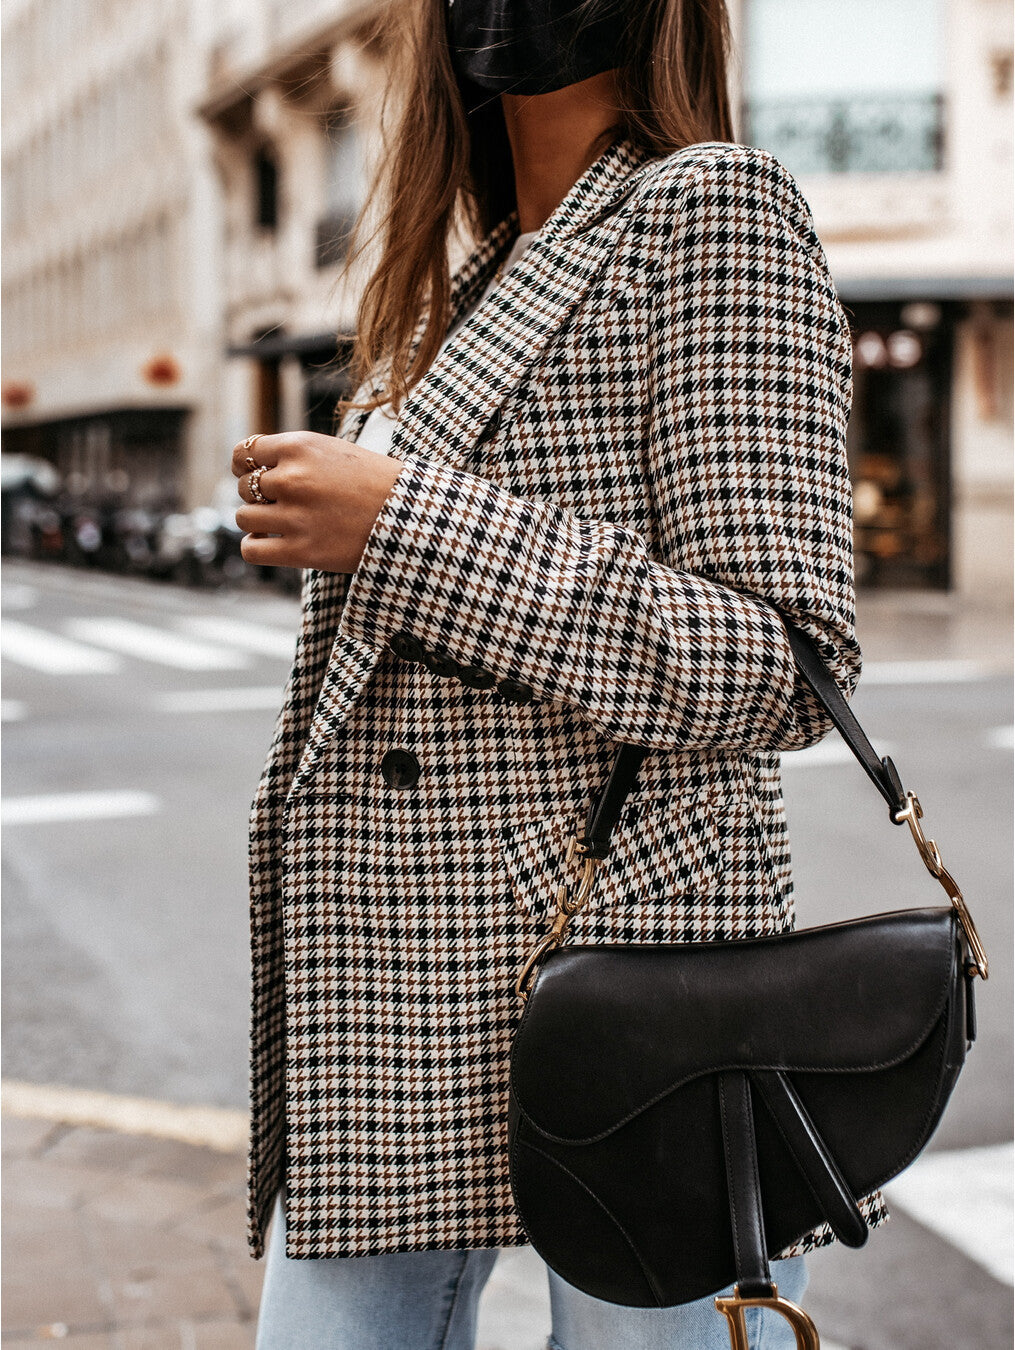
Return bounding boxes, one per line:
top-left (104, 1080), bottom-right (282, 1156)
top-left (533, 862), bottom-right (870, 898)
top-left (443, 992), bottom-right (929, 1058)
top-left (892, 791), bottom-right (989, 979)
top-left (714, 1284), bottom-right (820, 1349)
top-left (514, 833), bottom-right (602, 1002)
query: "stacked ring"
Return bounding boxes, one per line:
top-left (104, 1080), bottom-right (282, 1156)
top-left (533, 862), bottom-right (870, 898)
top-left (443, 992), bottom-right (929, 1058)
top-left (249, 465), bottom-right (270, 504)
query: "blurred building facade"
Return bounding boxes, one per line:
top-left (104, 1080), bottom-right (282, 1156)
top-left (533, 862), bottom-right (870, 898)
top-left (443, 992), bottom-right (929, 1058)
top-left (195, 0), bottom-right (384, 472)
top-left (1, 0), bottom-right (225, 511)
top-left (734, 0), bottom-right (1014, 596)
top-left (2, 0), bottom-right (1012, 593)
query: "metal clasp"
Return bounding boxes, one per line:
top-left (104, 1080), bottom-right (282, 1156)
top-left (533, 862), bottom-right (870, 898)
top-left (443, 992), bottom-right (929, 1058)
top-left (892, 791), bottom-right (989, 979)
top-left (714, 1285), bottom-right (820, 1350)
top-left (514, 831), bottom-right (602, 1002)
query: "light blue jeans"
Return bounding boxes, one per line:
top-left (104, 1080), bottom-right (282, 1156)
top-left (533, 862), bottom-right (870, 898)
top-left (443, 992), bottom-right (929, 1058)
top-left (256, 1198), bottom-right (809, 1350)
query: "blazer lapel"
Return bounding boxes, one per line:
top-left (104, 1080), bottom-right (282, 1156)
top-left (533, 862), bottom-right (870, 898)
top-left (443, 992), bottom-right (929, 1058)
top-left (291, 137), bottom-right (654, 789)
top-left (388, 136), bottom-right (652, 474)
top-left (337, 212), bottom-right (519, 447)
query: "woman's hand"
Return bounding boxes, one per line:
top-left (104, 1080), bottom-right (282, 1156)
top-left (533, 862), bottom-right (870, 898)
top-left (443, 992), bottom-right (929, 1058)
top-left (232, 432), bottom-right (404, 574)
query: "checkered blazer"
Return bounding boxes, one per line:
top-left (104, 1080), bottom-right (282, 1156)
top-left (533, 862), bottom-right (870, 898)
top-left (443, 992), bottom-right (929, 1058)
top-left (246, 135), bottom-right (886, 1261)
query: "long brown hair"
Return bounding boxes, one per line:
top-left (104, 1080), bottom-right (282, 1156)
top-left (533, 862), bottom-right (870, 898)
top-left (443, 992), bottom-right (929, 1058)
top-left (342, 0), bottom-right (735, 416)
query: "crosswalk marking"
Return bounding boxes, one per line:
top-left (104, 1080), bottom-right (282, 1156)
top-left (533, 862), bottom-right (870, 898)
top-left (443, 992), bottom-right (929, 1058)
top-left (861, 660), bottom-right (992, 684)
top-left (1, 700), bottom-right (27, 722)
top-left (177, 616), bottom-right (296, 660)
top-left (2, 583), bottom-right (38, 611)
top-left (65, 618), bottom-right (248, 671)
top-left (158, 686), bottom-right (285, 713)
top-left (2, 790), bottom-right (160, 825)
top-left (885, 1142), bottom-right (1013, 1286)
top-left (1, 620), bottom-right (122, 674)
top-left (986, 725), bottom-right (1014, 751)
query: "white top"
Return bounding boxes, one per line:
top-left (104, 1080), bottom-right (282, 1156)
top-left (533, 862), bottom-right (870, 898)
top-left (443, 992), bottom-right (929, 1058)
top-left (355, 230), bottom-right (538, 457)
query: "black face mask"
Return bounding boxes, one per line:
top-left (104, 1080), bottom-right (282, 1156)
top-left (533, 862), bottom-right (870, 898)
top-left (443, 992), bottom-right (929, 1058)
top-left (446, 0), bottom-right (628, 97)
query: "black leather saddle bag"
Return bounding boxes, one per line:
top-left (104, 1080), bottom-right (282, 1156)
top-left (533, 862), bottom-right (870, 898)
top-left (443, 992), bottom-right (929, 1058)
top-left (507, 622), bottom-right (988, 1342)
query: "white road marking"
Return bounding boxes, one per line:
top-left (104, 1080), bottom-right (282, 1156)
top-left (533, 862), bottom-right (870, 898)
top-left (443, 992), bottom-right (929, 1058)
top-left (885, 1142), bottom-right (1013, 1286)
top-left (1, 1080), bottom-right (247, 1153)
top-left (986, 725), bottom-right (1014, 751)
top-left (1, 700), bottom-right (27, 722)
top-left (65, 617), bottom-right (248, 671)
top-left (158, 685), bottom-right (285, 713)
top-left (781, 740), bottom-right (894, 769)
top-left (861, 660), bottom-right (993, 685)
top-left (1, 790), bottom-right (160, 825)
top-left (1, 583), bottom-right (38, 610)
top-left (1, 620), bottom-right (121, 674)
top-left (178, 615), bottom-right (296, 660)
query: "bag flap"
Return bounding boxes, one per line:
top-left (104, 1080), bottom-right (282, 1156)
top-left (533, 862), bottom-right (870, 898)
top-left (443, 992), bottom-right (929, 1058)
top-left (510, 909), bottom-right (960, 1142)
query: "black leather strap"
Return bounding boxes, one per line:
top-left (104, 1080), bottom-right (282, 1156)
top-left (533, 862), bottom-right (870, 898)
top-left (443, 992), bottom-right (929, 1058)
top-left (580, 619), bottom-right (908, 856)
top-left (718, 1070), bottom-right (775, 1298)
top-left (752, 1070), bottom-right (869, 1249)
top-left (581, 743), bottom-right (651, 857)
top-left (784, 625), bottom-right (907, 817)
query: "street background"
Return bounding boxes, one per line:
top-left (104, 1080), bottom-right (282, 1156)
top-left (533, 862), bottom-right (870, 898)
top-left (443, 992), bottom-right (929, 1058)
top-left (2, 0), bottom-right (1013, 1345)
top-left (2, 560), bottom-right (1011, 1349)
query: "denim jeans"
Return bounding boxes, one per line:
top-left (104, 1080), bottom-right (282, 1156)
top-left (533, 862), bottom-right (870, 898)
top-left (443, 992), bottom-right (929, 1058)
top-left (256, 1198), bottom-right (809, 1350)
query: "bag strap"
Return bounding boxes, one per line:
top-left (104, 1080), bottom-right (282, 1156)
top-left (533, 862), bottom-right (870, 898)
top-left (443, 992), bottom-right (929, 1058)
top-left (514, 619), bottom-right (989, 1000)
top-left (580, 622), bottom-right (905, 859)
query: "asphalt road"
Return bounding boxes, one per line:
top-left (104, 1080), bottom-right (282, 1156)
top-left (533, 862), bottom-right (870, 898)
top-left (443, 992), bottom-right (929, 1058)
top-left (2, 560), bottom-right (1011, 1349)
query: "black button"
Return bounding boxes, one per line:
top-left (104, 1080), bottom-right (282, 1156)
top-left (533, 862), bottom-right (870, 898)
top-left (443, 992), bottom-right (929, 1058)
top-left (474, 409), bottom-right (502, 446)
top-left (458, 665), bottom-right (496, 690)
top-left (388, 632), bottom-right (424, 662)
top-left (497, 678), bottom-right (535, 704)
top-left (380, 748), bottom-right (421, 789)
top-left (423, 651), bottom-right (461, 679)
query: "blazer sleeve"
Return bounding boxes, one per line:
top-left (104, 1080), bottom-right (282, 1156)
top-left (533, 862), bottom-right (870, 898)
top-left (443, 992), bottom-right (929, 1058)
top-left (337, 146), bottom-right (860, 754)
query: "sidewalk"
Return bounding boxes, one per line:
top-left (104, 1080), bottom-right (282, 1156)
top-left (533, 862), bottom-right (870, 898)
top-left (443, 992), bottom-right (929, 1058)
top-left (2, 1109), bottom-right (259, 1348)
top-left (0, 1092), bottom-right (550, 1350)
top-left (2, 1106), bottom-right (852, 1350)
top-left (854, 590), bottom-right (1012, 669)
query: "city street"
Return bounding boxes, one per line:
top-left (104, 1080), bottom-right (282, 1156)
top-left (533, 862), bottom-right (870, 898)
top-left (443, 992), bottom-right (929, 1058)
top-left (2, 559), bottom-right (1012, 1349)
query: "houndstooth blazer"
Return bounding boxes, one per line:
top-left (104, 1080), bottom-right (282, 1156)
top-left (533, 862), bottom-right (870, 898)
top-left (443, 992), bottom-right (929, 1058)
top-left (246, 135), bottom-right (886, 1261)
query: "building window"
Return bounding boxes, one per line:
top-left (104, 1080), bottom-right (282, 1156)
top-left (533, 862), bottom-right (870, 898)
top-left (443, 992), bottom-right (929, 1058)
top-left (846, 301), bottom-right (953, 589)
top-left (744, 0), bottom-right (945, 175)
top-left (254, 146), bottom-right (279, 230)
top-left (315, 108), bottom-right (365, 268)
top-left (251, 329), bottom-right (283, 434)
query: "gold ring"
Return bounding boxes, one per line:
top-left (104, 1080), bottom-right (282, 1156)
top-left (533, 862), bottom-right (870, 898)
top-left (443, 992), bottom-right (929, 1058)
top-left (249, 465), bottom-right (271, 504)
top-left (242, 434), bottom-right (264, 452)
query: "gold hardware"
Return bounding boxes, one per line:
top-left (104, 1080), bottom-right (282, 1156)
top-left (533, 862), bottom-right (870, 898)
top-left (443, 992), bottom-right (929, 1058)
top-left (514, 836), bottom-right (603, 1001)
top-left (892, 791), bottom-right (989, 979)
top-left (715, 1285), bottom-right (820, 1350)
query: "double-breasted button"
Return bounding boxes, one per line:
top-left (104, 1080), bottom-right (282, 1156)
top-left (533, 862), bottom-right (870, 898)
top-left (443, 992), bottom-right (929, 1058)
top-left (474, 409), bottom-right (502, 447)
top-left (380, 748), bottom-right (421, 789)
top-left (423, 651), bottom-right (461, 679)
top-left (458, 665), bottom-right (496, 690)
top-left (497, 678), bottom-right (535, 704)
top-left (388, 631), bottom-right (424, 663)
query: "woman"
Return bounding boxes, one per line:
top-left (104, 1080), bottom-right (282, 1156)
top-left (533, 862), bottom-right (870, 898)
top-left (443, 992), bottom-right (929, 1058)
top-left (234, 1), bottom-right (882, 1345)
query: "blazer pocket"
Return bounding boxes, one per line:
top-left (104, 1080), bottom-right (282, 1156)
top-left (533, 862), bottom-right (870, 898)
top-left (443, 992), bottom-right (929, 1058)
top-left (496, 789), bottom-right (724, 930)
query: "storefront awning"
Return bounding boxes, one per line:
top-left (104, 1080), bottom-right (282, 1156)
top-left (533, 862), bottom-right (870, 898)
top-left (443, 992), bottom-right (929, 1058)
top-left (835, 276), bottom-right (1013, 302)
top-left (226, 332), bottom-right (351, 360)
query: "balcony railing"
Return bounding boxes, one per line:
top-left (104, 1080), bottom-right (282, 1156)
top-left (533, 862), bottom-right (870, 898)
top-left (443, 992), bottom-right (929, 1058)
top-left (745, 92), bottom-right (945, 174)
